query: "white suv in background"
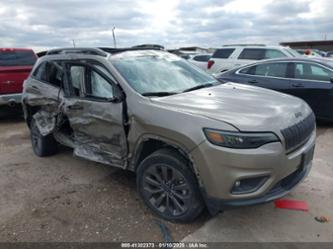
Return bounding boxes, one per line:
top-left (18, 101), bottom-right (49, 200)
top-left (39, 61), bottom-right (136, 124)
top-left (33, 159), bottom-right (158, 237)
top-left (207, 45), bottom-right (300, 74)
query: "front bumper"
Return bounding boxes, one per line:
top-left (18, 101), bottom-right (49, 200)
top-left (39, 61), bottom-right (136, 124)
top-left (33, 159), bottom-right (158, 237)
top-left (190, 129), bottom-right (316, 214)
top-left (203, 156), bottom-right (313, 214)
top-left (0, 93), bottom-right (22, 106)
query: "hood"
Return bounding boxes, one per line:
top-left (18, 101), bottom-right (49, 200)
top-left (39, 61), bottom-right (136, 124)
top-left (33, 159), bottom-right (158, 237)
top-left (151, 83), bottom-right (312, 132)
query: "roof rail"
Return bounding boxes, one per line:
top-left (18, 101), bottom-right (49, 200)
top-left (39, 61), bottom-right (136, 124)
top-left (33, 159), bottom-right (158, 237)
top-left (46, 48), bottom-right (108, 57)
top-left (222, 44), bottom-right (266, 47)
top-left (132, 44), bottom-right (164, 49)
top-left (45, 46), bottom-right (163, 57)
top-left (99, 46), bottom-right (164, 54)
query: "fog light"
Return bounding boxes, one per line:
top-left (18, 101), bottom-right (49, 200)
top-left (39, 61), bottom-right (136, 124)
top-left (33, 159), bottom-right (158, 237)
top-left (231, 176), bottom-right (268, 194)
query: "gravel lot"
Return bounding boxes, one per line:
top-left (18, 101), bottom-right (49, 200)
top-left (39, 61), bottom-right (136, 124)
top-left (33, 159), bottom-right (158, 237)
top-left (0, 112), bottom-right (332, 242)
top-left (0, 114), bottom-right (207, 242)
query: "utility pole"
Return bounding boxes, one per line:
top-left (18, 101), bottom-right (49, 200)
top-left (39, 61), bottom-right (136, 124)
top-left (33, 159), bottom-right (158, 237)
top-left (72, 39), bottom-right (76, 48)
top-left (112, 26), bottom-right (117, 48)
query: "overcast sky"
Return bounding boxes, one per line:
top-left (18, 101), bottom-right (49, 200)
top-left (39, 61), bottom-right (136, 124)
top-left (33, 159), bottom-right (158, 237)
top-left (0, 0), bottom-right (332, 51)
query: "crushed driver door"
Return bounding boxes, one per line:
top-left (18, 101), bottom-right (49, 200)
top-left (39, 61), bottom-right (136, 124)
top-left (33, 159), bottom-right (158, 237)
top-left (62, 61), bottom-right (128, 168)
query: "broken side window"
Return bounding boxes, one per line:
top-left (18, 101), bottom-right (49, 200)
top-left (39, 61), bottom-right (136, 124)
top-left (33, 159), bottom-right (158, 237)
top-left (93, 64), bottom-right (117, 82)
top-left (66, 62), bottom-right (115, 100)
top-left (33, 62), bottom-right (47, 80)
top-left (45, 61), bottom-right (64, 87)
top-left (33, 61), bottom-right (64, 88)
top-left (88, 70), bottom-right (114, 99)
top-left (69, 65), bottom-right (85, 97)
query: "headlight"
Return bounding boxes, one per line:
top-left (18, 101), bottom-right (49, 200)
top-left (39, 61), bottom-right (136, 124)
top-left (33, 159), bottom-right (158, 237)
top-left (203, 128), bottom-right (279, 149)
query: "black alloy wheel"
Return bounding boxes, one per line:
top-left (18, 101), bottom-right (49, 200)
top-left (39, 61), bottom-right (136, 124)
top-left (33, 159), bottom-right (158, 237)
top-left (137, 148), bottom-right (203, 222)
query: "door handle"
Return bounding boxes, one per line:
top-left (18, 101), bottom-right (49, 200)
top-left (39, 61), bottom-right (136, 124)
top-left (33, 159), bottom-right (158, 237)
top-left (248, 79), bottom-right (258, 84)
top-left (292, 83), bottom-right (304, 88)
top-left (67, 104), bottom-right (83, 110)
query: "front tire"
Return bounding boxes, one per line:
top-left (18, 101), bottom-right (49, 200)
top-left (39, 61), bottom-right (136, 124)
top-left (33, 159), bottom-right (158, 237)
top-left (30, 119), bottom-right (58, 157)
top-left (137, 148), bottom-right (204, 222)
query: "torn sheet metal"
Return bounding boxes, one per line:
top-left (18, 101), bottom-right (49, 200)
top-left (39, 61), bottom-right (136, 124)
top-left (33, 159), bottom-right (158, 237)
top-left (22, 79), bottom-right (63, 137)
top-left (62, 98), bottom-right (128, 168)
top-left (32, 110), bottom-right (57, 136)
top-left (22, 79), bottom-right (62, 107)
top-left (22, 77), bottom-right (128, 168)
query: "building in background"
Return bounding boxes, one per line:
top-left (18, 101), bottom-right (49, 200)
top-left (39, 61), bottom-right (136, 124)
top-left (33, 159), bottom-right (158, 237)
top-left (280, 40), bottom-right (333, 52)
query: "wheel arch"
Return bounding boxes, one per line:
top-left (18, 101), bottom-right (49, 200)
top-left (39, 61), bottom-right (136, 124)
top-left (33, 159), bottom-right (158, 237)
top-left (129, 136), bottom-right (202, 184)
top-left (23, 104), bottom-right (42, 128)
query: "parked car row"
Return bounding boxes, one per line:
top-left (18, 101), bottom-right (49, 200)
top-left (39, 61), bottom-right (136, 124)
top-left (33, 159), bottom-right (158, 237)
top-left (217, 57), bottom-right (333, 121)
top-left (206, 44), bottom-right (300, 74)
top-left (296, 48), bottom-right (328, 57)
top-left (181, 44), bottom-right (333, 123)
top-left (326, 51), bottom-right (333, 58)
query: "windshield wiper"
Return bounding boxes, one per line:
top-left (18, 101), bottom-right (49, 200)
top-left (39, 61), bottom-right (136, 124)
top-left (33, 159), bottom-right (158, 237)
top-left (142, 91), bottom-right (178, 97)
top-left (182, 82), bottom-right (216, 93)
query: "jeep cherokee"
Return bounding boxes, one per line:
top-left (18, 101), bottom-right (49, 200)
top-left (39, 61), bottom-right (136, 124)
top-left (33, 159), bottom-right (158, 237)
top-left (22, 48), bottom-right (316, 222)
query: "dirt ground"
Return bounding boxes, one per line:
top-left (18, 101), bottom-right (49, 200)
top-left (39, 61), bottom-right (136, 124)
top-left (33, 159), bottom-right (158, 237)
top-left (0, 114), bottom-right (208, 242)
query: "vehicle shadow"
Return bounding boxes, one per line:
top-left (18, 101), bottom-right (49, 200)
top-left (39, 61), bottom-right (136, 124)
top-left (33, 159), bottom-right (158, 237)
top-left (316, 120), bottom-right (333, 137)
top-left (0, 106), bottom-right (24, 121)
top-left (56, 145), bottom-right (212, 227)
top-left (317, 119), bottom-right (333, 128)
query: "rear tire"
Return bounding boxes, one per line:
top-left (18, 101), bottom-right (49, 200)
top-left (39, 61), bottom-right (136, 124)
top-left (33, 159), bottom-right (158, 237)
top-left (137, 148), bottom-right (204, 222)
top-left (30, 119), bottom-right (58, 157)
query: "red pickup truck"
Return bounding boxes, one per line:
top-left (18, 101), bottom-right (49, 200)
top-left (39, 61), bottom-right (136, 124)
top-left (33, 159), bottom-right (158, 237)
top-left (0, 48), bottom-right (37, 107)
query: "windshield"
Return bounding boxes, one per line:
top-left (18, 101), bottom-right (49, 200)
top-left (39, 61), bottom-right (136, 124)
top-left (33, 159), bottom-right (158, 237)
top-left (0, 50), bottom-right (36, 66)
top-left (111, 51), bottom-right (218, 95)
top-left (283, 48), bottom-right (301, 57)
top-left (324, 60), bottom-right (333, 68)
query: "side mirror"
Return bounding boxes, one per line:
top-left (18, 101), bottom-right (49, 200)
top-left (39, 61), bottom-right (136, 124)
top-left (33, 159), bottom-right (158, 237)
top-left (113, 84), bottom-right (125, 102)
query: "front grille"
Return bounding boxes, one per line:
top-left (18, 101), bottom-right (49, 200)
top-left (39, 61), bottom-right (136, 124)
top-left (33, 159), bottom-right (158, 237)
top-left (281, 112), bottom-right (315, 152)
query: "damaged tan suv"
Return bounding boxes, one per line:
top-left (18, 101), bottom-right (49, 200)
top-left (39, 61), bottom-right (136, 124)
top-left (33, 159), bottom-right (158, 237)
top-left (22, 48), bottom-right (316, 222)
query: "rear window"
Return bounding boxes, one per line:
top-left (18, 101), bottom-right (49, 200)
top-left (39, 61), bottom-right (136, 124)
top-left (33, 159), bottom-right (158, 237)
top-left (238, 49), bottom-right (265, 60)
top-left (0, 50), bottom-right (37, 66)
top-left (212, 49), bottom-right (235, 59)
top-left (265, 49), bottom-right (287, 59)
top-left (239, 63), bottom-right (288, 78)
top-left (193, 55), bottom-right (211, 62)
top-left (295, 62), bottom-right (333, 82)
top-left (238, 48), bottom-right (288, 60)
